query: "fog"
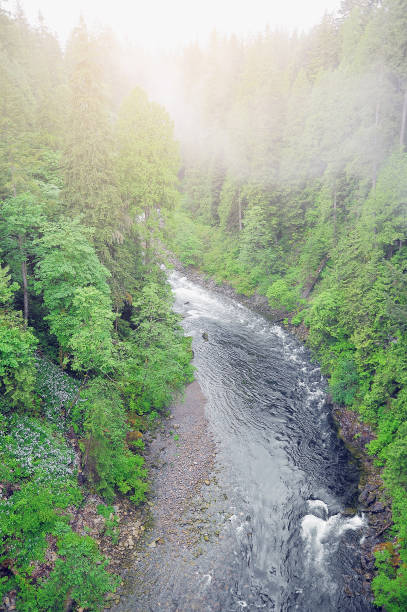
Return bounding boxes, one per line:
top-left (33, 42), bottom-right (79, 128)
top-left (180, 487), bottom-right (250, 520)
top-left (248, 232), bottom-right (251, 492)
top-left (19, 0), bottom-right (341, 49)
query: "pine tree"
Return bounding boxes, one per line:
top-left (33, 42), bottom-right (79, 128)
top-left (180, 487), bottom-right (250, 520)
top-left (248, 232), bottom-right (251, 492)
top-left (116, 87), bottom-right (180, 262)
top-left (63, 19), bottom-right (121, 254)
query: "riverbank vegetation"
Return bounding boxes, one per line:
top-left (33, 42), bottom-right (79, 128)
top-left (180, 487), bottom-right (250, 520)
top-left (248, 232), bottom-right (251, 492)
top-left (165, 1), bottom-right (407, 609)
top-left (0, 8), bottom-right (193, 610)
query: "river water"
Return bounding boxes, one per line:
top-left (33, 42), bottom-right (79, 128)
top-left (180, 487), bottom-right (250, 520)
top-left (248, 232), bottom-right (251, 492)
top-left (117, 271), bottom-right (374, 611)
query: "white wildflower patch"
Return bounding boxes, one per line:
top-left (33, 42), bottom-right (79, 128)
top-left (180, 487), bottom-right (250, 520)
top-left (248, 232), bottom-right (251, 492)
top-left (0, 415), bottom-right (75, 483)
top-left (35, 357), bottom-right (79, 425)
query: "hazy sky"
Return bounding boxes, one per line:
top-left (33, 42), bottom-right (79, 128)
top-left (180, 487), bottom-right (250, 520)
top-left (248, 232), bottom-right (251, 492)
top-left (18, 0), bottom-right (341, 49)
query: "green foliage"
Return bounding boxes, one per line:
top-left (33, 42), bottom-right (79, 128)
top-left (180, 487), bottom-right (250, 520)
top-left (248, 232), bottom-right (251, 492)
top-left (63, 19), bottom-right (121, 248)
top-left (97, 504), bottom-right (119, 543)
top-left (121, 273), bottom-right (194, 415)
top-left (0, 263), bottom-right (18, 305)
top-left (69, 286), bottom-right (114, 373)
top-left (116, 86), bottom-right (180, 262)
top-left (0, 8), bottom-right (195, 610)
top-left (372, 547), bottom-right (407, 612)
top-left (0, 479), bottom-right (80, 571)
top-left (166, 204), bottom-right (205, 267)
top-left (82, 378), bottom-right (148, 503)
top-left (35, 219), bottom-right (113, 370)
top-left (304, 289), bottom-right (346, 352)
top-left (35, 525), bottom-right (118, 611)
top-left (329, 353), bottom-right (360, 406)
top-left (266, 278), bottom-right (303, 312)
top-left (291, 311), bottom-right (305, 326)
top-left (0, 268), bottom-right (37, 410)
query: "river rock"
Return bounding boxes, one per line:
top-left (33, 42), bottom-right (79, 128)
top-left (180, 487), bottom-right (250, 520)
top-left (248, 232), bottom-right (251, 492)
top-left (361, 554), bottom-right (374, 570)
top-left (366, 491), bottom-right (377, 506)
top-left (369, 501), bottom-right (386, 513)
top-left (359, 488), bottom-right (369, 505)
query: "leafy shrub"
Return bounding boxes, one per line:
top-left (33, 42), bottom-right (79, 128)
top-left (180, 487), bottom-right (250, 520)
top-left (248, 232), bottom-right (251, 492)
top-left (372, 546), bottom-right (407, 612)
top-left (82, 379), bottom-right (148, 503)
top-left (97, 504), bottom-right (119, 543)
top-left (34, 220), bottom-right (113, 371)
top-left (266, 278), bottom-right (303, 312)
top-left (121, 278), bottom-right (194, 414)
top-left (291, 311), bottom-right (305, 326)
top-left (0, 480), bottom-right (81, 572)
top-left (0, 298), bottom-right (37, 411)
top-left (35, 525), bottom-right (118, 611)
top-left (329, 353), bottom-right (359, 406)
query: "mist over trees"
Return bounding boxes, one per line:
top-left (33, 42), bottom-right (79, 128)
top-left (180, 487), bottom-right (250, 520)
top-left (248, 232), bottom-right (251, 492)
top-left (1, 0), bottom-right (407, 609)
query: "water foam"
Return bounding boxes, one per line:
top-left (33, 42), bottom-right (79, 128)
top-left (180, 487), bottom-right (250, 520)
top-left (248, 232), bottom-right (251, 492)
top-left (301, 502), bottom-right (365, 569)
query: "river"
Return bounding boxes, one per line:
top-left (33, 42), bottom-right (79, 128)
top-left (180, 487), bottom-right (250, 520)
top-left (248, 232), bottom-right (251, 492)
top-left (115, 271), bottom-right (374, 611)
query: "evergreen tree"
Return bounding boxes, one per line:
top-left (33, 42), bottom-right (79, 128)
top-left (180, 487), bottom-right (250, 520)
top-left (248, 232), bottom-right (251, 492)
top-left (63, 19), bottom-right (121, 254)
top-left (116, 87), bottom-right (180, 262)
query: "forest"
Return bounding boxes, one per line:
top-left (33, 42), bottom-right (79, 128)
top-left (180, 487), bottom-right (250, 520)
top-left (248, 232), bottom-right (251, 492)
top-left (0, 7), bottom-right (194, 610)
top-left (1, 0), bottom-right (407, 609)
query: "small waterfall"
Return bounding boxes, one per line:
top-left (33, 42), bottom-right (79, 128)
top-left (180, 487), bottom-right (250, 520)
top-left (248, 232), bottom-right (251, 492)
top-left (301, 499), bottom-right (365, 581)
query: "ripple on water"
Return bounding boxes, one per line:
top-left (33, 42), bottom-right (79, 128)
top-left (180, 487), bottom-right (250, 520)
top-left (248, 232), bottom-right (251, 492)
top-left (114, 272), bottom-right (375, 612)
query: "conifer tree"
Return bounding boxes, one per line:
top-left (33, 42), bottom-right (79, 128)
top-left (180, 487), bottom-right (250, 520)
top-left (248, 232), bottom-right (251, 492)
top-left (63, 19), bottom-right (121, 255)
top-left (116, 87), bottom-right (179, 262)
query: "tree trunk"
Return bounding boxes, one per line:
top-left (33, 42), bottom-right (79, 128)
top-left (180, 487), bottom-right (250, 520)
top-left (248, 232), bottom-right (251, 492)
top-left (144, 206), bottom-right (151, 267)
top-left (11, 163), bottom-right (17, 197)
top-left (301, 256), bottom-right (329, 299)
top-left (65, 373), bottom-right (88, 420)
top-left (114, 305), bottom-right (119, 333)
top-left (63, 587), bottom-right (73, 612)
top-left (18, 235), bottom-right (28, 327)
top-left (400, 87), bottom-right (407, 152)
top-left (372, 99), bottom-right (380, 189)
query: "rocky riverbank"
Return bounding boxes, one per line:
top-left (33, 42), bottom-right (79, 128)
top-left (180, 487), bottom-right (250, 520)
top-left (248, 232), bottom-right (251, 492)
top-left (334, 407), bottom-right (392, 596)
top-left (110, 380), bottom-right (219, 611)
